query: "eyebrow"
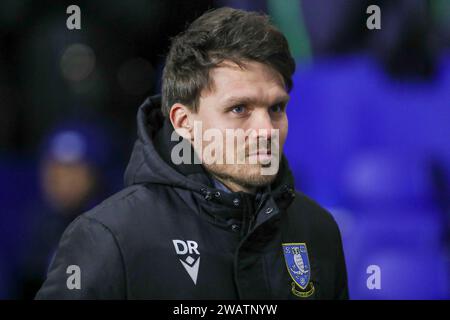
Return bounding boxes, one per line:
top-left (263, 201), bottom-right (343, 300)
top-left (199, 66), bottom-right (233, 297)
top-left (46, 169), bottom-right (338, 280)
top-left (222, 94), bottom-right (290, 107)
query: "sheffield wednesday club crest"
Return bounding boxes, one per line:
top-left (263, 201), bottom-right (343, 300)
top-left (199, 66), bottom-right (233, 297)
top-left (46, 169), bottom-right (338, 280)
top-left (282, 243), bottom-right (315, 297)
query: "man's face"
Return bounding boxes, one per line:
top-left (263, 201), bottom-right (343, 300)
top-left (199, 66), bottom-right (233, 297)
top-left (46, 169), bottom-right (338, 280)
top-left (189, 60), bottom-right (289, 192)
top-left (42, 160), bottom-right (96, 213)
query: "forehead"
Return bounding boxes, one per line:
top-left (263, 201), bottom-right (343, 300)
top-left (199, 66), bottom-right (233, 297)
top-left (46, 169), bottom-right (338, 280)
top-left (202, 60), bottom-right (288, 104)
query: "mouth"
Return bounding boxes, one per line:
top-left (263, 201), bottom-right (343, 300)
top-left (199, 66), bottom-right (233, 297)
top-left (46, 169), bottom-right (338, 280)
top-left (248, 150), bottom-right (271, 156)
top-left (246, 151), bottom-right (274, 165)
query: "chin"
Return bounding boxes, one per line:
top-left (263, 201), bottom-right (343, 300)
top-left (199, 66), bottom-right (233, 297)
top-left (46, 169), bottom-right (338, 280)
top-left (242, 171), bottom-right (277, 188)
top-left (208, 163), bottom-right (278, 189)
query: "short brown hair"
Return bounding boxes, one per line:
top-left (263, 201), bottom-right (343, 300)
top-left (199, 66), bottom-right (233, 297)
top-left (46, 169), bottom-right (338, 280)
top-left (161, 7), bottom-right (296, 116)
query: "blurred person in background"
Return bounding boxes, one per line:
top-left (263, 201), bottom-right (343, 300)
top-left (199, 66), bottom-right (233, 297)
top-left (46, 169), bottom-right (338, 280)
top-left (14, 121), bottom-right (113, 299)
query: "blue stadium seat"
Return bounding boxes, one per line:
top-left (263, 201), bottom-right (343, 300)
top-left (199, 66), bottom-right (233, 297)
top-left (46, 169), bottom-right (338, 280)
top-left (349, 247), bottom-right (449, 299)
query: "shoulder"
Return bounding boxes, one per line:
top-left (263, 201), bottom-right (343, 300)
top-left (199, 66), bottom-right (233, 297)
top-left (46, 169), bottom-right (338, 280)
top-left (83, 184), bottom-right (168, 225)
top-left (73, 183), bottom-right (179, 244)
top-left (285, 191), bottom-right (342, 241)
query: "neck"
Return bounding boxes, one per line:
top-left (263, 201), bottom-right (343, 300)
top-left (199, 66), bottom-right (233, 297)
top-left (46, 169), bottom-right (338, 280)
top-left (212, 175), bottom-right (257, 194)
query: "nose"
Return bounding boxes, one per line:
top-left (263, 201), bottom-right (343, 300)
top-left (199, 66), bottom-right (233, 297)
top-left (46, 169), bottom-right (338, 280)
top-left (251, 109), bottom-right (275, 133)
top-left (245, 110), bottom-right (277, 151)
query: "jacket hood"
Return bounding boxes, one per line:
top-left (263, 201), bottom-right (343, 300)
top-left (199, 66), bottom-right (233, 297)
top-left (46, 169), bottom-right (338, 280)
top-left (124, 95), bottom-right (296, 203)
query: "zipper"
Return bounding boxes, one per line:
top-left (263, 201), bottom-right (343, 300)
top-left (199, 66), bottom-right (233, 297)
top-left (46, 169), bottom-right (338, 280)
top-left (245, 193), bottom-right (260, 237)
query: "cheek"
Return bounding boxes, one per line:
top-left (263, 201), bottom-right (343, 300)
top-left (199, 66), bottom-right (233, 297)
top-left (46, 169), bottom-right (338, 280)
top-left (282, 119), bottom-right (288, 144)
top-left (195, 112), bottom-right (241, 145)
top-left (195, 108), bottom-right (225, 131)
top-left (274, 118), bottom-right (288, 147)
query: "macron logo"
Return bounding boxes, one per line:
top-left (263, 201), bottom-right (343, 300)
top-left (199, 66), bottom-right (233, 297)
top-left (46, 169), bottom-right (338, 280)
top-left (172, 239), bottom-right (200, 285)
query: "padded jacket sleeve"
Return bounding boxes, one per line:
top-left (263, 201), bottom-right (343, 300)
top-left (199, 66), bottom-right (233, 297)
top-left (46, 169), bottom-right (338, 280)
top-left (35, 215), bottom-right (126, 299)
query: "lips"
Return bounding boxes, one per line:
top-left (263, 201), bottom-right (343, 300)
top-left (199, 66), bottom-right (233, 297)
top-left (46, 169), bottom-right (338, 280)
top-left (248, 150), bottom-right (271, 156)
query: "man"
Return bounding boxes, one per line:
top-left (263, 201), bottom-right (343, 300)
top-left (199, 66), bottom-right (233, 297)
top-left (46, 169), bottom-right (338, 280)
top-left (17, 122), bottom-right (111, 299)
top-left (36, 7), bottom-right (348, 299)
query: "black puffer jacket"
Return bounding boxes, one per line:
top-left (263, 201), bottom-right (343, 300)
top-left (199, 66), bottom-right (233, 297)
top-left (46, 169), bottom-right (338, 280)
top-left (36, 95), bottom-right (348, 300)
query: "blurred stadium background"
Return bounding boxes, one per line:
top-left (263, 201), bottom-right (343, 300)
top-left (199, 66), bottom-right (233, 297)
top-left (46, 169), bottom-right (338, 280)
top-left (0, 0), bottom-right (449, 299)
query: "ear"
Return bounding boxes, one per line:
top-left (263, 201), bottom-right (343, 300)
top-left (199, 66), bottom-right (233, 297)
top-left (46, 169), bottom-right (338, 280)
top-left (169, 103), bottom-right (193, 140)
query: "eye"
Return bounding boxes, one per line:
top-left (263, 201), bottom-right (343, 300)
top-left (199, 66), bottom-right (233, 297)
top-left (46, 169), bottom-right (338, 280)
top-left (270, 103), bottom-right (285, 113)
top-left (231, 105), bottom-right (246, 114)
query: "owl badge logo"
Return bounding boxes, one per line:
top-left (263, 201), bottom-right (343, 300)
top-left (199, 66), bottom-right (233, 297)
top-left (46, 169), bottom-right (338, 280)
top-left (282, 243), bottom-right (315, 298)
